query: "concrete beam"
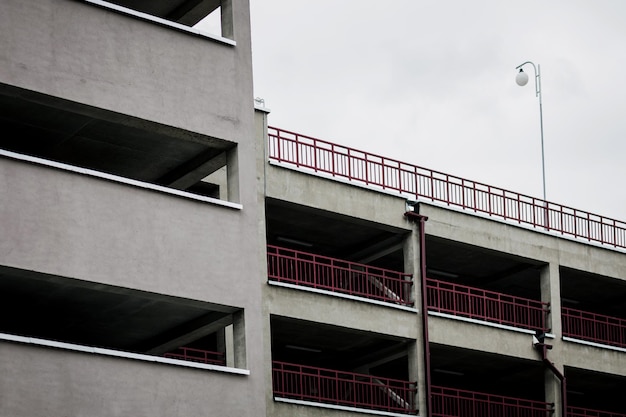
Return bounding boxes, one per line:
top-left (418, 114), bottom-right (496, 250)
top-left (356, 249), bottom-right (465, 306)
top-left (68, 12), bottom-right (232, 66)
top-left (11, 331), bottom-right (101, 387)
top-left (353, 238), bottom-right (406, 264)
top-left (161, 151), bottom-right (227, 190)
top-left (146, 312), bottom-right (233, 354)
top-left (352, 343), bottom-right (410, 374)
top-left (170, 0), bottom-right (221, 26)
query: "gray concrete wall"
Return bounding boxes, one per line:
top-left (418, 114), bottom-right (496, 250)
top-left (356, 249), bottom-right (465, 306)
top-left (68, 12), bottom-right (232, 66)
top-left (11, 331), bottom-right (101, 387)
top-left (0, 1), bottom-right (264, 416)
top-left (0, 0), bottom-right (254, 143)
top-left (562, 342), bottom-right (626, 377)
top-left (0, 341), bottom-right (259, 417)
top-left (419, 203), bottom-right (625, 277)
top-left (267, 285), bottom-right (419, 340)
top-left (419, 203), bottom-right (562, 263)
top-left (0, 152), bottom-right (267, 415)
top-left (0, 156), bottom-right (258, 308)
top-left (265, 164), bottom-right (412, 231)
top-left (428, 316), bottom-right (538, 361)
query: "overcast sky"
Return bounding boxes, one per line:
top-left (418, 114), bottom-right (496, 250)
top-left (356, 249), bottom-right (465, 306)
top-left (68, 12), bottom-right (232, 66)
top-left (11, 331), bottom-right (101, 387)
top-left (248, 1), bottom-right (626, 221)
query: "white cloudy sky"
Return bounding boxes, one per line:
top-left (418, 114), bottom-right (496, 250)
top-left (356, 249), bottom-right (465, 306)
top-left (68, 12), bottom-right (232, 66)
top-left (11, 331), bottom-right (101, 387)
top-left (247, 1), bottom-right (626, 221)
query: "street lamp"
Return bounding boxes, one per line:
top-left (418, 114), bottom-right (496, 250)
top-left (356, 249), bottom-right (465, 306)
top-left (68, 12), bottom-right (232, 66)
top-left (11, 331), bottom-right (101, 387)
top-left (515, 61), bottom-right (546, 202)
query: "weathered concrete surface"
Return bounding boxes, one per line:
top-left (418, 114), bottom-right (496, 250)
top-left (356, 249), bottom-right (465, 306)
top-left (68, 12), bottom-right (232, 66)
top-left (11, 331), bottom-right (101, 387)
top-left (428, 315), bottom-right (537, 361)
top-left (267, 285), bottom-right (419, 340)
top-left (562, 341), bottom-right (626, 377)
top-left (0, 1), bottom-right (265, 415)
top-left (419, 203), bottom-right (625, 279)
top-left (0, 341), bottom-right (259, 417)
top-left (0, 157), bottom-right (259, 308)
top-left (0, 0), bottom-right (254, 143)
top-left (265, 163), bottom-right (412, 231)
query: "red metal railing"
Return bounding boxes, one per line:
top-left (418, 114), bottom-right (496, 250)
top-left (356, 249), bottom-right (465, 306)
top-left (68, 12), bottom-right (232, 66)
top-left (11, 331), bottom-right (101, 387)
top-left (569, 406), bottom-right (626, 417)
top-left (562, 306), bottom-right (626, 349)
top-left (426, 278), bottom-right (550, 332)
top-left (267, 245), bottom-right (413, 306)
top-left (272, 361), bottom-right (417, 414)
top-left (163, 347), bottom-right (226, 366)
top-left (268, 127), bottom-right (626, 250)
top-left (431, 386), bottom-right (552, 417)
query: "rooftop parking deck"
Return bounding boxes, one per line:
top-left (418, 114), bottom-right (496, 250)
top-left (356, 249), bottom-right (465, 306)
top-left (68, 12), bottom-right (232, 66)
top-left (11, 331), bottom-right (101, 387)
top-left (268, 127), bottom-right (626, 252)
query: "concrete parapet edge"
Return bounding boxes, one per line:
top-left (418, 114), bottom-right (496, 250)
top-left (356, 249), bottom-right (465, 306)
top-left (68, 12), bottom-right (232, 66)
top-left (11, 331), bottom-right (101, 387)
top-left (0, 332), bottom-right (250, 376)
top-left (0, 149), bottom-right (243, 210)
top-left (269, 281), bottom-right (418, 313)
top-left (274, 397), bottom-right (419, 417)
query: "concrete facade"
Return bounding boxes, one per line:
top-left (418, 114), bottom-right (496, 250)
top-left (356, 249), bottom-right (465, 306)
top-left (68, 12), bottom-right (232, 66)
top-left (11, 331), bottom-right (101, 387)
top-left (1, 1), bottom-right (264, 416)
top-left (1, 1), bottom-right (626, 417)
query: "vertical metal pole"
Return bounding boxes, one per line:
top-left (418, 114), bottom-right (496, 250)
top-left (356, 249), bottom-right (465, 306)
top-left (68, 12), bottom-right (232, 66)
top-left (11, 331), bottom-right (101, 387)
top-left (536, 64), bottom-right (549, 229)
top-left (516, 61), bottom-right (547, 204)
top-left (537, 64), bottom-right (547, 203)
top-left (517, 61), bottom-right (548, 228)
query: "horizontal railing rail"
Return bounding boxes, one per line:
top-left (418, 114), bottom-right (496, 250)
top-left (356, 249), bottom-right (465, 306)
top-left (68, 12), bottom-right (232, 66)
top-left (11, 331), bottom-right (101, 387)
top-left (268, 126), bottom-right (626, 250)
top-left (273, 361), bottom-right (417, 414)
top-left (163, 347), bottom-right (225, 366)
top-left (562, 306), bottom-right (626, 349)
top-left (432, 386), bottom-right (552, 417)
top-left (267, 245), bottom-right (414, 306)
top-left (426, 278), bottom-right (550, 332)
top-left (569, 406), bottom-right (626, 417)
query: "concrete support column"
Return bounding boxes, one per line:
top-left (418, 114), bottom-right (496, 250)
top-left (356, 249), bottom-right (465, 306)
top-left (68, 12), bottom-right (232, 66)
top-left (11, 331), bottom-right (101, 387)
top-left (226, 146), bottom-right (240, 204)
top-left (406, 340), bottom-right (422, 413)
top-left (404, 222), bottom-right (427, 415)
top-left (232, 310), bottom-right (247, 369)
top-left (216, 327), bottom-right (226, 362)
top-left (540, 262), bottom-right (565, 417)
top-left (540, 262), bottom-right (562, 337)
top-left (545, 365), bottom-right (565, 417)
top-left (217, 324), bottom-right (235, 367)
top-left (254, 105), bottom-right (273, 412)
top-left (221, 0), bottom-right (234, 39)
top-left (404, 226), bottom-right (420, 310)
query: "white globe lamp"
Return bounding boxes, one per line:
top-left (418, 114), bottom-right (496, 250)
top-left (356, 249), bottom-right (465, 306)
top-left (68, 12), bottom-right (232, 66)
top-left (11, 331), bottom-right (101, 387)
top-left (515, 69), bottom-right (529, 86)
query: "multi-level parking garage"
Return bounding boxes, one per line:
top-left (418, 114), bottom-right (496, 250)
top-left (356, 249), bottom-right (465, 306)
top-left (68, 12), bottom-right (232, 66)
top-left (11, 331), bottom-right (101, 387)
top-left (1, 1), bottom-right (625, 416)
top-left (262, 124), bottom-right (626, 417)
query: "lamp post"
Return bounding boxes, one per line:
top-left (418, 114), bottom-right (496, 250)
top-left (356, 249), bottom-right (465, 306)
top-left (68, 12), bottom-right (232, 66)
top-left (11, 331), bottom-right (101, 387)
top-left (515, 61), bottom-right (546, 203)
